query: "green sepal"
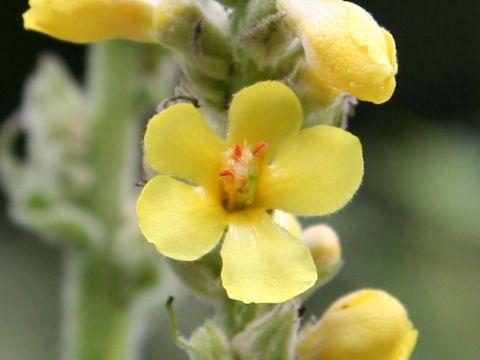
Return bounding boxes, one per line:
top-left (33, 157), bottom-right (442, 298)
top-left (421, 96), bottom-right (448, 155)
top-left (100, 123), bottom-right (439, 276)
top-left (220, 299), bottom-right (274, 338)
top-left (188, 320), bottom-right (235, 360)
top-left (232, 302), bottom-right (300, 360)
top-left (234, 0), bottom-right (297, 70)
top-left (167, 244), bottom-right (225, 301)
top-left (301, 94), bottom-right (356, 129)
top-left (154, 0), bottom-right (233, 81)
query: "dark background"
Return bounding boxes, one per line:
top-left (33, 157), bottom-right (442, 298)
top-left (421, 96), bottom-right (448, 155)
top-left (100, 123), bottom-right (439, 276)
top-left (1, 1), bottom-right (479, 359)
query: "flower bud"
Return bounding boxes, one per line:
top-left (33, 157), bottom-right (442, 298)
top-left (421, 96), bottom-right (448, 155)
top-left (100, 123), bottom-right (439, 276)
top-left (153, 0), bottom-right (231, 71)
top-left (300, 224), bottom-right (341, 271)
top-left (298, 289), bottom-right (418, 360)
top-left (152, 0), bottom-right (233, 110)
top-left (278, 0), bottom-right (398, 104)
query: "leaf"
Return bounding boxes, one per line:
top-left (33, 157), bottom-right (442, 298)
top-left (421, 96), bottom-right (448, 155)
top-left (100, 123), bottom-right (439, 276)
top-left (189, 320), bottom-right (235, 360)
top-left (232, 302), bottom-right (300, 360)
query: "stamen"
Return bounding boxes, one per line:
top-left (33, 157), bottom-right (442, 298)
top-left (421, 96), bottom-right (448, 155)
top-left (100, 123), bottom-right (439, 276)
top-left (233, 144), bottom-right (243, 160)
top-left (253, 141), bottom-right (268, 156)
top-left (219, 169), bottom-right (234, 177)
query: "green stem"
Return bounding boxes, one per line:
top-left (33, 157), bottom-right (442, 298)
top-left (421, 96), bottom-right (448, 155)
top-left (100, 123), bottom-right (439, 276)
top-left (61, 250), bottom-right (132, 360)
top-left (166, 296), bottom-right (194, 351)
top-left (84, 40), bottom-right (148, 232)
top-left (60, 41), bottom-right (169, 360)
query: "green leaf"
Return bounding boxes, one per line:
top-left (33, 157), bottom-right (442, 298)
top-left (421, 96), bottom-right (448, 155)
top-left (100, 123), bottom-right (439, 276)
top-left (232, 302), bottom-right (299, 360)
top-left (189, 320), bottom-right (235, 360)
top-left (168, 245), bottom-right (225, 301)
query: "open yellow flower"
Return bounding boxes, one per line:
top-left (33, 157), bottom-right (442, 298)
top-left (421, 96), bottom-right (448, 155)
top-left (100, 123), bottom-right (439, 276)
top-left (137, 81), bottom-right (363, 303)
top-left (23, 0), bottom-right (157, 43)
top-left (278, 0), bottom-right (398, 104)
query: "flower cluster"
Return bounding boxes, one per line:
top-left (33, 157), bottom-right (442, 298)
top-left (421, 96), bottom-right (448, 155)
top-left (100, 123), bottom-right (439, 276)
top-left (19, 1), bottom-right (417, 359)
top-left (24, 0), bottom-right (397, 104)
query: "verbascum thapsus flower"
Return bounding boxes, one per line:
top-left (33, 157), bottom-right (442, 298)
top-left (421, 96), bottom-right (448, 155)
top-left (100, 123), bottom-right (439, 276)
top-left (277, 0), bottom-right (398, 104)
top-left (137, 81), bottom-right (363, 303)
top-left (23, 0), bottom-right (158, 43)
top-left (298, 289), bottom-right (418, 360)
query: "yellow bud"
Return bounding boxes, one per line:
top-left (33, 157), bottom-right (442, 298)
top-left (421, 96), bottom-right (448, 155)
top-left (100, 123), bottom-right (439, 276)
top-left (298, 289), bottom-right (418, 360)
top-left (278, 0), bottom-right (398, 104)
top-left (272, 210), bottom-right (302, 238)
top-left (300, 224), bottom-right (341, 270)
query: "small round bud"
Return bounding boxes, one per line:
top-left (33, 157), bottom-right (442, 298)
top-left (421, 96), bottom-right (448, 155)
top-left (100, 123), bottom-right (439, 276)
top-left (298, 289), bottom-right (418, 360)
top-left (300, 224), bottom-right (341, 271)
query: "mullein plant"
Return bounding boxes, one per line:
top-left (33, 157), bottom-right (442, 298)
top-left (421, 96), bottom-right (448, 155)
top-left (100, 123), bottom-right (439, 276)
top-left (1, 0), bottom-right (416, 359)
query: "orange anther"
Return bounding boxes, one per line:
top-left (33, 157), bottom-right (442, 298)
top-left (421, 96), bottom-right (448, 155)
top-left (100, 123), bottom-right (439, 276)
top-left (233, 144), bottom-right (243, 159)
top-left (253, 141), bottom-right (268, 156)
top-left (219, 169), bottom-right (234, 177)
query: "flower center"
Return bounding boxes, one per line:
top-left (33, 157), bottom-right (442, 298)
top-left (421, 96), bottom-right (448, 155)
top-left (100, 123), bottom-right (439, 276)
top-left (219, 141), bottom-right (268, 213)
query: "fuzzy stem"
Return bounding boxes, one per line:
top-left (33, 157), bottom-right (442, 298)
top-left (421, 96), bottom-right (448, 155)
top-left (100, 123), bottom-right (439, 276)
top-left (60, 41), bottom-right (163, 360)
top-left (61, 250), bottom-right (132, 360)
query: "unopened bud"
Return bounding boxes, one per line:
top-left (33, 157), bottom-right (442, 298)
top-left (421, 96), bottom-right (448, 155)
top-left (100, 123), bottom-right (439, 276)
top-left (278, 0), bottom-right (398, 104)
top-left (298, 289), bottom-right (418, 360)
top-left (153, 0), bottom-right (231, 80)
top-left (300, 224), bottom-right (341, 271)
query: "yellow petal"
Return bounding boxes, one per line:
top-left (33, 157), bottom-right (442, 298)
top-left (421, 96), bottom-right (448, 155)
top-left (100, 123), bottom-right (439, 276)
top-left (220, 211), bottom-right (317, 303)
top-left (257, 125), bottom-right (363, 216)
top-left (278, 0), bottom-right (398, 104)
top-left (137, 176), bottom-right (227, 261)
top-left (23, 0), bottom-right (156, 43)
top-left (391, 329), bottom-right (419, 360)
top-left (144, 103), bottom-right (225, 190)
top-left (228, 81), bottom-right (302, 159)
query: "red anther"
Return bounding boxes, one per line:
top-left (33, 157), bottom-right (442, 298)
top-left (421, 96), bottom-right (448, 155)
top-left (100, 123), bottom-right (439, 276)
top-left (233, 144), bottom-right (243, 159)
top-left (219, 169), bottom-right (234, 177)
top-left (253, 141), bottom-right (268, 156)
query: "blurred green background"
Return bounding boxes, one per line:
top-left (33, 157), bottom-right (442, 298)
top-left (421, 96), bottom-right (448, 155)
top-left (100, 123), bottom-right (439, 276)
top-left (1, 1), bottom-right (479, 359)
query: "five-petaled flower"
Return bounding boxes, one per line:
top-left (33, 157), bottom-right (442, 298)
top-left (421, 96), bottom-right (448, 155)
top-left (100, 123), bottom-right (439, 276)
top-left (137, 81), bottom-right (363, 303)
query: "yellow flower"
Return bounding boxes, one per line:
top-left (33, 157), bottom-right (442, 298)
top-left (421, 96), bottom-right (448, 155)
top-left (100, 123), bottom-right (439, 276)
top-left (137, 81), bottom-right (363, 303)
top-left (298, 289), bottom-right (418, 360)
top-left (23, 0), bottom-right (157, 43)
top-left (278, 0), bottom-right (398, 104)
